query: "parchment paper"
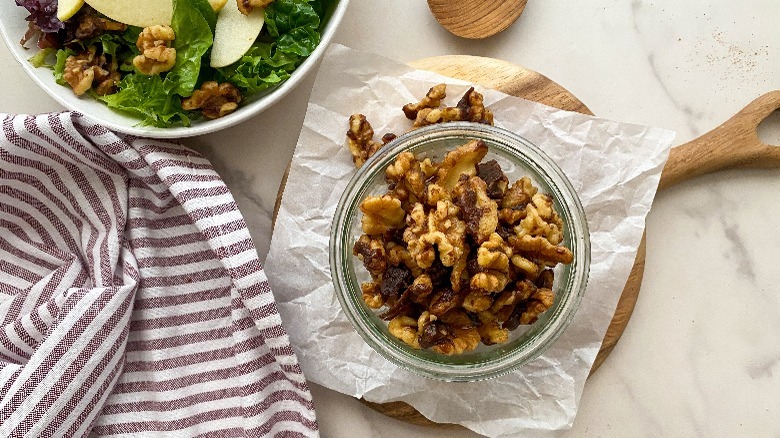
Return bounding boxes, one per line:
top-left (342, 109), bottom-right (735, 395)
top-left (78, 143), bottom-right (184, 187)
top-left (265, 44), bottom-right (675, 437)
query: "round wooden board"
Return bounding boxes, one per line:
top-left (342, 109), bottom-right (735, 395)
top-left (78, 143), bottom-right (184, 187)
top-left (274, 55), bottom-right (644, 428)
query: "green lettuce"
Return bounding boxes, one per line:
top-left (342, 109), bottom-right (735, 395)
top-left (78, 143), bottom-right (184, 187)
top-left (53, 48), bottom-right (75, 85)
top-left (265, 0), bottom-right (321, 57)
top-left (99, 74), bottom-right (190, 127)
top-left (217, 0), bottom-right (323, 96)
top-left (99, 0), bottom-right (213, 127)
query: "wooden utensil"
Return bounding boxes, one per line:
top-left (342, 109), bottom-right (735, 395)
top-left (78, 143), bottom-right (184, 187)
top-left (361, 56), bottom-right (780, 426)
top-left (427, 0), bottom-right (527, 39)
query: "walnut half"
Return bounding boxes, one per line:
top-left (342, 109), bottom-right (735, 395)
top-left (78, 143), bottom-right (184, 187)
top-left (62, 46), bottom-right (120, 96)
top-left (133, 25), bottom-right (177, 75)
top-left (182, 81), bottom-right (243, 119)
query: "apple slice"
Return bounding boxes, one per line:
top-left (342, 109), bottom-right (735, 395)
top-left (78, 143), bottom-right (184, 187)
top-left (208, 0), bottom-right (228, 12)
top-left (57, 0), bottom-right (84, 21)
top-left (210, 3), bottom-right (265, 68)
top-left (84, 0), bottom-right (173, 27)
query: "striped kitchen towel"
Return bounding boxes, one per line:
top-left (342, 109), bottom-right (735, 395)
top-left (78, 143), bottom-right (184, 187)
top-left (0, 112), bottom-right (317, 437)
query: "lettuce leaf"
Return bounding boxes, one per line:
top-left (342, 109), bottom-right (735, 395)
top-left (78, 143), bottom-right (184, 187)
top-left (98, 0), bottom-right (213, 127)
top-left (53, 48), bottom-right (75, 85)
top-left (100, 74), bottom-right (190, 127)
top-left (217, 0), bottom-right (323, 96)
top-left (165, 0), bottom-right (214, 97)
top-left (265, 0), bottom-right (321, 57)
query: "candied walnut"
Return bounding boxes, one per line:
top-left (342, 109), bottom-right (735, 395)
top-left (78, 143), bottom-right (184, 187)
top-left (477, 159), bottom-right (509, 199)
top-left (361, 281), bottom-right (384, 309)
top-left (353, 235), bottom-right (386, 277)
top-left (412, 87), bottom-right (494, 128)
top-left (431, 327), bottom-right (480, 355)
top-left (346, 114), bottom-right (383, 168)
top-left (360, 195), bottom-right (406, 236)
top-left (536, 268), bottom-right (555, 289)
top-left (519, 288), bottom-right (555, 325)
top-left (385, 152), bottom-right (427, 202)
top-left (351, 134), bottom-right (574, 355)
top-left (501, 177), bottom-right (537, 209)
top-left (425, 183), bottom-right (449, 206)
top-left (510, 254), bottom-right (541, 280)
top-left (385, 242), bottom-right (423, 277)
top-left (477, 312), bottom-right (509, 345)
top-left (404, 200), bottom-right (466, 268)
top-left (72, 8), bottom-right (127, 40)
top-left (238, 0), bottom-right (274, 15)
top-left (437, 139), bottom-right (488, 191)
top-left (515, 193), bottom-right (565, 244)
top-left (469, 233), bottom-right (512, 293)
top-left (510, 234), bottom-right (573, 266)
top-left (462, 289), bottom-right (493, 312)
top-left (438, 309), bottom-right (477, 330)
top-left (498, 207), bottom-right (526, 226)
top-left (62, 46), bottom-right (120, 96)
top-left (417, 312), bottom-right (456, 349)
top-left (449, 248), bottom-right (469, 292)
top-left (379, 265), bottom-right (413, 302)
top-left (428, 287), bottom-right (462, 317)
top-left (388, 316), bottom-right (420, 349)
top-left (408, 274), bottom-right (434, 304)
top-left (403, 83), bottom-right (447, 119)
top-left (453, 175), bottom-right (499, 244)
top-left (133, 25), bottom-right (176, 75)
top-left (181, 81), bottom-right (242, 119)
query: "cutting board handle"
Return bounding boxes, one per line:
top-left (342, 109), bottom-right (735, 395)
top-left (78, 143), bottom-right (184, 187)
top-left (659, 90), bottom-right (780, 191)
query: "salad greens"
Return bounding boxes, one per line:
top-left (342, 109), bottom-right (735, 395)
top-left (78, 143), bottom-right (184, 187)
top-left (21, 0), bottom-right (335, 127)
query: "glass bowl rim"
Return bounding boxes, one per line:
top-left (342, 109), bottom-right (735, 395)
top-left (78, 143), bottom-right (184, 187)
top-left (330, 122), bottom-right (591, 381)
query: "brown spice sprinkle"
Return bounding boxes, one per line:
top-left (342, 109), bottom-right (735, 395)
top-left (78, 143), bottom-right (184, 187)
top-left (352, 141), bottom-right (574, 355)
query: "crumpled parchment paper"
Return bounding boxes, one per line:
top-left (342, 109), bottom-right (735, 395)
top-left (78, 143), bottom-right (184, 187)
top-left (265, 44), bottom-right (675, 437)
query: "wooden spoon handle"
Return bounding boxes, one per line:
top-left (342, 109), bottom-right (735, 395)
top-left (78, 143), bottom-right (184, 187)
top-left (659, 90), bottom-right (780, 191)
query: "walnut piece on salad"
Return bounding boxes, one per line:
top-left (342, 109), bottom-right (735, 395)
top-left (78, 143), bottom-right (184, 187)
top-left (62, 46), bottom-right (121, 96)
top-left (133, 25), bottom-right (177, 76)
top-left (351, 140), bottom-right (574, 355)
top-left (182, 81), bottom-right (243, 119)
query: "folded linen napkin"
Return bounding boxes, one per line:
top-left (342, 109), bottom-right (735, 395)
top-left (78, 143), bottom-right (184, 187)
top-left (0, 112), bottom-right (317, 437)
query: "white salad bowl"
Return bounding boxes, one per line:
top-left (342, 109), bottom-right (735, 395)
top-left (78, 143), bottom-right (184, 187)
top-left (0, 0), bottom-right (349, 138)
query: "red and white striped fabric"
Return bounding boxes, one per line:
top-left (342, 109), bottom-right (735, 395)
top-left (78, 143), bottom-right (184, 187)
top-left (0, 112), bottom-right (318, 437)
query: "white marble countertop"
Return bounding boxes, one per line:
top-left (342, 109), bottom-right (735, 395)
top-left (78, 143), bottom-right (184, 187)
top-left (2, 1), bottom-right (778, 436)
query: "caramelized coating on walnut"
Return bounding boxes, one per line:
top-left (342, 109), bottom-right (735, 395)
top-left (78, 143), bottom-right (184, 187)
top-left (349, 86), bottom-right (571, 355)
top-left (402, 83), bottom-right (447, 120)
top-left (453, 175), bottom-right (499, 245)
top-left (412, 87), bottom-right (494, 128)
top-left (182, 81), bottom-right (243, 119)
top-left (346, 114), bottom-right (384, 168)
top-left (238, 0), bottom-right (274, 15)
top-left (437, 139), bottom-right (489, 191)
top-left (71, 7), bottom-right (127, 40)
top-left (133, 25), bottom-right (176, 75)
top-left (360, 195), bottom-right (406, 236)
top-left (62, 46), bottom-right (120, 96)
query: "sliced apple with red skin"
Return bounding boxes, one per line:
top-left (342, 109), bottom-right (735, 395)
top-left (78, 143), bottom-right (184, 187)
top-left (210, 3), bottom-right (265, 68)
top-left (83, 0), bottom-right (173, 27)
top-left (57, 0), bottom-right (85, 21)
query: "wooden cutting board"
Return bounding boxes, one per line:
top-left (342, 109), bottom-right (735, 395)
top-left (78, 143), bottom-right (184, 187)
top-left (274, 55), bottom-right (780, 427)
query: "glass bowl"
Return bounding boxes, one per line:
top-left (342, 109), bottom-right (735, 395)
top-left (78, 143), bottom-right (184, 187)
top-left (330, 122), bottom-right (590, 381)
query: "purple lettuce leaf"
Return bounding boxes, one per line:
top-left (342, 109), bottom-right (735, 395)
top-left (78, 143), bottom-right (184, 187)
top-left (15, 0), bottom-right (65, 33)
